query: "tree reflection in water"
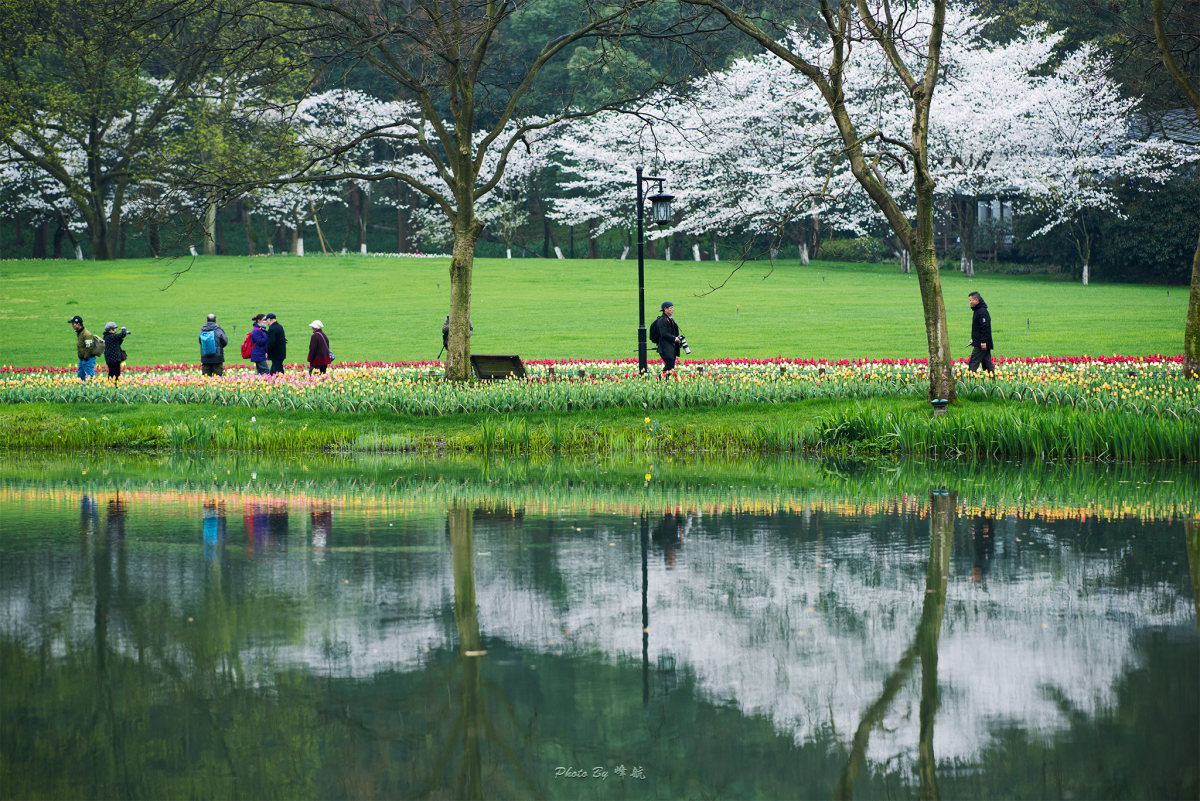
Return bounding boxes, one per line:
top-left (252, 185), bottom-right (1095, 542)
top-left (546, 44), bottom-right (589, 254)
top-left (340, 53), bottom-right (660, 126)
top-left (838, 489), bottom-right (956, 801)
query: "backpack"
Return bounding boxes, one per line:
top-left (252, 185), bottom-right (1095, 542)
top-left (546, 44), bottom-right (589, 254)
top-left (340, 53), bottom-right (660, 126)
top-left (200, 329), bottom-right (218, 357)
top-left (89, 334), bottom-right (106, 357)
top-left (241, 331), bottom-right (254, 359)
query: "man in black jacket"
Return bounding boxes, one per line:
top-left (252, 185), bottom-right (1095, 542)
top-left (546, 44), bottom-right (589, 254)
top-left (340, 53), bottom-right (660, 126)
top-left (967, 292), bottom-right (994, 373)
top-left (648, 301), bottom-right (683, 374)
top-left (264, 313), bottom-right (287, 374)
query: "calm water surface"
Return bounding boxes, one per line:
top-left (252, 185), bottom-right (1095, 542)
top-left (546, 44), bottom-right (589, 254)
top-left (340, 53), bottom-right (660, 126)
top-left (0, 455), bottom-right (1196, 800)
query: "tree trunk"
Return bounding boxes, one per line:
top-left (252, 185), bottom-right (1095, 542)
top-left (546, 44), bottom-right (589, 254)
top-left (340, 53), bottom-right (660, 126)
top-left (800, 242), bottom-right (809, 265)
top-left (32, 222), bottom-right (47, 259)
top-left (53, 223), bottom-right (66, 259)
top-left (241, 199), bottom-right (258, 256)
top-left (959, 196), bottom-right (976, 277)
top-left (146, 224), bottom-right (160, 258)
top-left (203, 201), bottom-right (217, 256)
top-left (396, 179), bottom-right (410, 253)
top-left (1184, 231), bottom-right (1200, 378)
top-left (588, 218), bottom-right (599, 259)
top-left (13, 213), bottom-right (25, 249)
top-left (914, 171), bottom-right (956, 400)
top-left (88, 218), bottom-right (110, 261)
top-left (445, 222), bottom-right (483, 382)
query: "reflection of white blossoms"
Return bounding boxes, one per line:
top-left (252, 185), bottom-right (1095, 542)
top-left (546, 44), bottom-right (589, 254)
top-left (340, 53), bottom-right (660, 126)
top-left (3, 502), bottom-right (1191, 777)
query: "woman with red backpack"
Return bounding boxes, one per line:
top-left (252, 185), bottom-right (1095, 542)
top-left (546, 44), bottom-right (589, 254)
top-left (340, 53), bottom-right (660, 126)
top-left (247, 314), bottom-right (269, 374)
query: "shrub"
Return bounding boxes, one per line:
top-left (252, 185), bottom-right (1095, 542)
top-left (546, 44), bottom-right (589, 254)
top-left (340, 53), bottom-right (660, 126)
top-left (817, 236), bottom-right (888, 263)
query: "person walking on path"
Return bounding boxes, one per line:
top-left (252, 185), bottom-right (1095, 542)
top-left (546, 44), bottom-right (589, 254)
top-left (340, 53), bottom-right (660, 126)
top-left (69, 315), bottom-right (101, 381)
top-left (198, 314), bottom-right (229, 376)
top-left (648, 301), bottom-right (684, 374)
top-left (250, 314), bottom-right (270, 374)
top-left (306, 320), bottom-right (333, 375)
top-left (264, 313), bottom-right (287, 374)
top-left (102, 322), bottom-right (130, 382)
top-left (968, 291), bottom-right (995, 374)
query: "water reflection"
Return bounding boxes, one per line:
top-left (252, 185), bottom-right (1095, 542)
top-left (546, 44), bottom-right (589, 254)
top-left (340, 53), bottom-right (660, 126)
top-left (0, 456), bottom-right (1196, 799)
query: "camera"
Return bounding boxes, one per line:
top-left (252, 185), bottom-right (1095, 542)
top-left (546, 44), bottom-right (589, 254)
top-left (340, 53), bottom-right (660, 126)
top-left (679, 336), bottom-right (690, 355)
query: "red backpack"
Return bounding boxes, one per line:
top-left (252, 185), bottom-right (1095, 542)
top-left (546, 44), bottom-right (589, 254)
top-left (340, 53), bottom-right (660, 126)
top-left (241, 331), bottom-right (254, 359)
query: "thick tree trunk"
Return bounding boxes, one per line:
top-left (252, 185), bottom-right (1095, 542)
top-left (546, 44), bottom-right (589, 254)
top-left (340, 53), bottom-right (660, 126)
top-left (914, 172), bottom-right (956, 400)
top-left (445, 222), bottom-right (482, 381)
top-left (53, 224), bottom-right (66, 259)
top-left (1184, 232), bottom-right (1200, 378)
top-left (588, 218), bottom-right (599, 259)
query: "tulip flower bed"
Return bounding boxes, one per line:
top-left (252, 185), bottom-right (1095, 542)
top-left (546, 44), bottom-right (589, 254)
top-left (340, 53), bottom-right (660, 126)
top-left (0, 355), bottom-right (1195, 418)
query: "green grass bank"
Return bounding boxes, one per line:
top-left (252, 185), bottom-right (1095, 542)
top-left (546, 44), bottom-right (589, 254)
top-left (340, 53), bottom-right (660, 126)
top-left (2, 255), bottom-right (1187, 368)
top-left (2, 398), bottom-right (1195, 461)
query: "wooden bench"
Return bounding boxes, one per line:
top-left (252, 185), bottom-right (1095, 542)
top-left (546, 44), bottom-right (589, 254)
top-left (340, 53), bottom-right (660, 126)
top-left (470, 354), bottom-right (526, 380)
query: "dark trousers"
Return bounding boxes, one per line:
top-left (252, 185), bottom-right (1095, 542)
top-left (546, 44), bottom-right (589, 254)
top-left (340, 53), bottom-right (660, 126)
top-left (255, 361), bottom-right (270, 374)
top-left (106, 361), bottom-right (121, 380)
top-left (270, 359), bottom-right (284, 374)
top-left (201, 363), bottom-right (224, 376)
top-left (969, 346), bottom-right (994, 373)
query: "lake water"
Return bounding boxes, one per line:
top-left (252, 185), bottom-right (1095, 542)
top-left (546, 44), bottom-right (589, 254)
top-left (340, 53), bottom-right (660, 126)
top-left (1, 454), bottom-right (1196, 800)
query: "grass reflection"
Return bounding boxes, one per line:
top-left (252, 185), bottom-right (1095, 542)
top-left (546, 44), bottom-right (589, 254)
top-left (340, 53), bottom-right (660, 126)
top-left (2, 452), bottom-right (1198, 524)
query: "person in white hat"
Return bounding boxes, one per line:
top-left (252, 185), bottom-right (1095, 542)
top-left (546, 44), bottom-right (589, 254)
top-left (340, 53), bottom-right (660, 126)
top-left (306, 320), bottom-right (333, 375)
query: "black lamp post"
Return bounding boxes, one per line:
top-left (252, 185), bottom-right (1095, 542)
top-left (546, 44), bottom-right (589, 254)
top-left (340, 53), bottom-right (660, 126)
top-left (636, 165), bottom-right (674, 373)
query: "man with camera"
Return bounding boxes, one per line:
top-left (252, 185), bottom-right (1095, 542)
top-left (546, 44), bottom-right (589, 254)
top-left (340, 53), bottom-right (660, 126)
top-left (649, 300), bottom-right (687, 374)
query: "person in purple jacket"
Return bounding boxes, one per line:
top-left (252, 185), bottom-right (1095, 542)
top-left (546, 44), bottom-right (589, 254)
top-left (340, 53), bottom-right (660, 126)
top-left (249, 314), bottom-right (270, 374)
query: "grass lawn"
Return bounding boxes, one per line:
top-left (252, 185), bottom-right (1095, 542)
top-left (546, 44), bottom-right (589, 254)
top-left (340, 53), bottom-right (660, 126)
top-left (1, 255), bottom-right (1188, 369)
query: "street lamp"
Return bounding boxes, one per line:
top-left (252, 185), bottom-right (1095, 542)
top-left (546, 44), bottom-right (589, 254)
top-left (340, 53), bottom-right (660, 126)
top-left (636, 165), bottom-right (674, 372)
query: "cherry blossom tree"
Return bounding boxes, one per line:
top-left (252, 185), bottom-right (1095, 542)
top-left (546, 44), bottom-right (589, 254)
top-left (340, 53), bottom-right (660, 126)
top-left (676, 0), bottom-right (959, 399)
top-left (264, 0), bottom-right (658, 381)
top-left (1010, 44), bottom-right (1184, 285)
top-left (927, 16), bottom-right (1063, 277)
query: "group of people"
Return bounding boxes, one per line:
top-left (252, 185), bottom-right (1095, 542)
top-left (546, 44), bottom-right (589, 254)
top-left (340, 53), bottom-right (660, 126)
top-left (68, 291), bottom-right (994, 382)
top-left (203, 313), bottom-right (334, 377)
top-left (67, 313), bottom-right (334, 381)
top-left (69, 315), bottom-right (129, 382)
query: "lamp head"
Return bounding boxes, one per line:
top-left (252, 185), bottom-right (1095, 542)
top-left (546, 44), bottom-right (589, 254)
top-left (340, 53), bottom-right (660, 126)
top-left (648, 185), bottom-right (674, 227)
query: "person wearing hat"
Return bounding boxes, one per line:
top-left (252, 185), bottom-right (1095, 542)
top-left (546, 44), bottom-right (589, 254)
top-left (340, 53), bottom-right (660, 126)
top-left (648, 301), bottom-right (685, 374)
top-left (306, 320), bottom-right (333, 376)
top-left (101, 321), bottom-right (130, 382)
top-left (198, 313), bottom-right (229, 377)
top-left (69, 315), bottom-right (100, 381)
top-left (249, 314), bottom-right (270, 374)
top-left (263, 313), bottom-right (287, 374)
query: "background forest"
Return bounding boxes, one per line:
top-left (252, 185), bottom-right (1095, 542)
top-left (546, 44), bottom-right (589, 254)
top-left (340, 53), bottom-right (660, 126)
top-left (0, 0), bottom-right (1197, 285)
